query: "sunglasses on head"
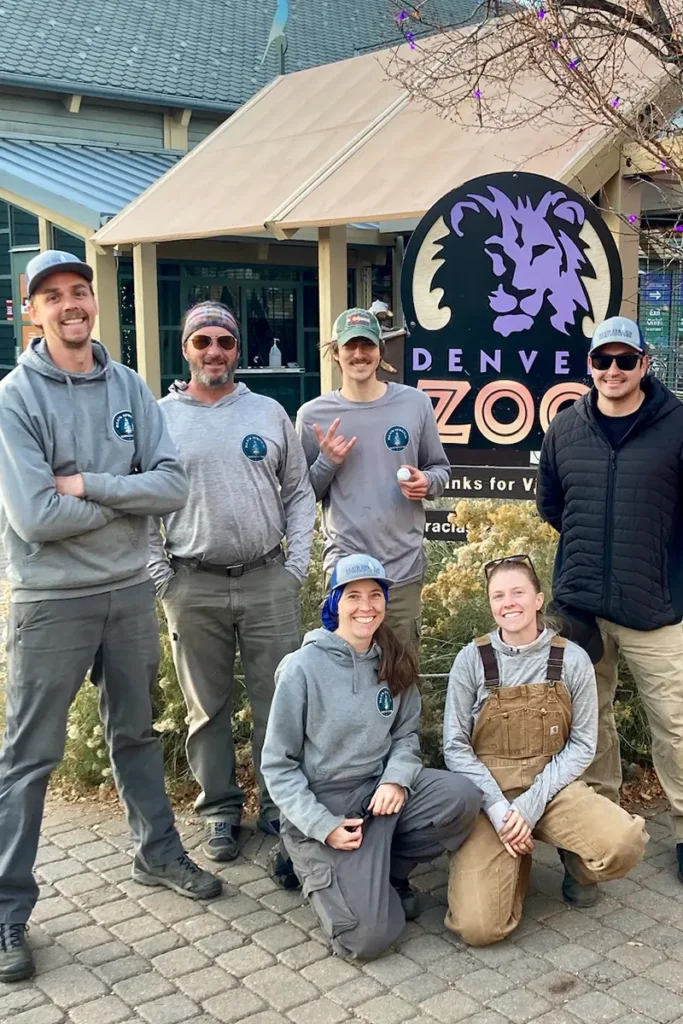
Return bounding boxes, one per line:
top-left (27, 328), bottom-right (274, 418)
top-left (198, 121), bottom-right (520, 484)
top-left (190, 334), bottom-right (238, 351)
top-left (484, 553), bottom-right (537, 582)
top-left (589, 352), bottom-right (642, 372)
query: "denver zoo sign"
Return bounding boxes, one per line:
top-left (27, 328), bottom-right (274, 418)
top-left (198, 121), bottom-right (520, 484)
top-left (402, 172), bottom-right (623, 455)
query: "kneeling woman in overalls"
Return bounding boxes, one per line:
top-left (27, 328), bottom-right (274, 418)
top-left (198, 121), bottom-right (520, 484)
top-left (261, 553), bottom-right (481, 960)
top-left (444, 555), bottom-right (647, 947)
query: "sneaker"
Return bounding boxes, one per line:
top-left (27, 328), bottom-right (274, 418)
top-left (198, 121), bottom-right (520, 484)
top-left (390, 875), bottom-right (420, 920)
top-left (201, 821), bottom-right (241, 862)
top-left (0, 924), bottom-right (34, 983)
top-left (268, 845), bottom-right (301, 890)
top-left (257, 815), bottom-right (280, 836)
top-left (132, 852), bottom-right (222, 900)
top-left (558, 849), bottom-right (598, 907)
top-left (677, 843), bottom-right (683, 883)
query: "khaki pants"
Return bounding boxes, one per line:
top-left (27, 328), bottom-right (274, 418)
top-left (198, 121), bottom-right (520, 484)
top-left (446, 780), bottom-right (647, 947)
top-left (162, 556), bottom-right (302, 822)
top-left (384, 581), bottom-right (422, 651)
top-left (582, 619), bottom-right (683, 841)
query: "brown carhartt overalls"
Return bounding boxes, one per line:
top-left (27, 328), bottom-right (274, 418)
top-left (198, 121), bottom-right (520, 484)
top-left (446, 636), bottom-right (648, 947)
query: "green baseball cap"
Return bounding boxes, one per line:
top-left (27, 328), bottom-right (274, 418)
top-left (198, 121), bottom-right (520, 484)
top-left (332, 307), bottom-right (381, 347)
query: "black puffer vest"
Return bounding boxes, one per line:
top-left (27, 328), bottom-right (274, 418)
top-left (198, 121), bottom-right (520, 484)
top-left (537, 377), bottom-right (683, 631)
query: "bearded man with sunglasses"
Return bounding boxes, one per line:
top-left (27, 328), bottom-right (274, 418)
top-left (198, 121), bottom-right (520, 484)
top-left (149, 302), bottom-right (315, 862)
top-left (538, 315), bottom-right (683, 889)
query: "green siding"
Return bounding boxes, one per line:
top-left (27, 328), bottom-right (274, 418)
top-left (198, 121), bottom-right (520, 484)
top-left (188, 115), bottom-right (226, 149)
top-left (0, 91), bottom-right (164, 149)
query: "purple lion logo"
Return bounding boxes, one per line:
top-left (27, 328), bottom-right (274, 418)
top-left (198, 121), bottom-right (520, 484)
top-left (450, 187), bottom-right (593, 338)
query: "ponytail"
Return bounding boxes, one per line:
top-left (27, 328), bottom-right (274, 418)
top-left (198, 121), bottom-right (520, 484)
top-left (374, 622), bottom-right (420, 696)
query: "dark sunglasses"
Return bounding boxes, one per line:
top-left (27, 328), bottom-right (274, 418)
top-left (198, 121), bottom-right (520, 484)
top-left (484, 553), bottom-right (537, 582)
top-left (190, 334), bottom-right (238, 351)
top-left (589, 352), bottom-right (642, 372)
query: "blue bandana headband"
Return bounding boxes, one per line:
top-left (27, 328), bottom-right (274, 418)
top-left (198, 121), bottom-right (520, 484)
top-left (322, 580), bottom-right (390, 631)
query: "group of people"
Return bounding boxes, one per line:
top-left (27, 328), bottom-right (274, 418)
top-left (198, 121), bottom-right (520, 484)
top-left (0, 249), bottom-right (677, 982)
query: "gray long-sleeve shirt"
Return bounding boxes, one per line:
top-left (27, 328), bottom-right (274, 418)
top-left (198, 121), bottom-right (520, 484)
top-left (443, 629), bottom-right (597, 831)
top-left (148, 382), bottom-right (316, 590)
top-left (262, 628), bottom-right (423, 843)
top-left (296, 383), bottom-right (450, 585)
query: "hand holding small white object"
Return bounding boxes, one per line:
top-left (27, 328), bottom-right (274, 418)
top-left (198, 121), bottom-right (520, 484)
top-left (397, 464), bottom-right (430, 500)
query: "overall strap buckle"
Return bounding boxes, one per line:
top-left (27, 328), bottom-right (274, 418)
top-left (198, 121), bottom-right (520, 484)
top-left (546, 636), bottom-right (567, 688)
top-left (475, 636), bottom-right (500, 689)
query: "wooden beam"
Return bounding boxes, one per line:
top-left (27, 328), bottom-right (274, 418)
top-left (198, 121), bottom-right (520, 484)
top-left (38, 217), bottom-right (53, 252)
top-left (133, 243), bottom-right (161, 397)
top-left (86, 238), bottom-right (122, 362)
top-left (602, 171), bottom-right (641, 320)
top-left (63, 94), bottom-right (82, 114)
top-left (163, 109), bottom-right (193, 151)
top-left (318, 226), bottom-right (347, 394)
top-left (0, 186), bottom-right (90, 239)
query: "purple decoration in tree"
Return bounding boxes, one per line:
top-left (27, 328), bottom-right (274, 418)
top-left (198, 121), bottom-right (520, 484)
top-left (568, 57), bottom-right (581, 70)
top-left (473, 88), bottom-right (482, 99)
top-left (676, 225), bottom-right (683, 232)
top-left (611, 97), bottom-right (620, 108)
top-left (396, 9), bottom-right (409, 22)
top-left (628, 215), bottom-right (637, 224)
top-left (405, 30), bottom-right (416, 48)
top-left (538, 8), bottom-right (546, 18)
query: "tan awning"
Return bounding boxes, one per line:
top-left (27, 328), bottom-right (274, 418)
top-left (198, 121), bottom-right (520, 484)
top-left (94, 37), bottom-right (648, 247)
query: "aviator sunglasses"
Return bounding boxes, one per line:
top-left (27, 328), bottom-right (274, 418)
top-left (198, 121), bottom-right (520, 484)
top-left (589, 352), bottom-right (642, 372)
top-left (190, 333), bottom-right (238, 351)
top-left (484, 553), bottom-right (538, 582)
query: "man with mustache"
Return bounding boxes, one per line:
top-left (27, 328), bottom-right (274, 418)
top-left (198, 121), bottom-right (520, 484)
top-left (296, 307), bottom-right (450, 649)
top-left (0, 251), bottom-right (221, 984)
top-left (149, 302), bottom-right (315, 863)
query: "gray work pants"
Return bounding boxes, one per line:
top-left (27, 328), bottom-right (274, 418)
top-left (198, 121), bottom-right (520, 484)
top-left (162, 556), bottom-right (302, 822)
top-left (282, 769), bottom-right (481, 959)
top-left (0, 581), bottom-right (184, 924)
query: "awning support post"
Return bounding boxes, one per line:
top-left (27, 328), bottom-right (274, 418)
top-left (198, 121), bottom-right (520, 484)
top-left (318, 226), bottom-right (347, 393)
top-left (133, 243), bottom-right (161, 397)
top-left (86, 239), bottom-right (122, 362)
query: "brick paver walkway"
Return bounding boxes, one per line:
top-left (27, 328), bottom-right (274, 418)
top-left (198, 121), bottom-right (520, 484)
top-left (2, 802), bottom-right (682, 1024)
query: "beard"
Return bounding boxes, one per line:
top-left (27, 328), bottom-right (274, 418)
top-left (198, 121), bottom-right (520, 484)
top-left (192, 362), bottom-right (235, 388)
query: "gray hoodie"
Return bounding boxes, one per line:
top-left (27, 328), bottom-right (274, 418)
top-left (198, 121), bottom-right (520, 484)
top-left (443, 629), bottom-right (598, 832)
top-left (0, 338), bottom-right (188, 601)
top-left (261, 628), bottom-right (423, 843)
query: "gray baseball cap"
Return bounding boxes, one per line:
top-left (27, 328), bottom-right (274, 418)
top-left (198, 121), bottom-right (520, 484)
top-left (26, 250), bottom-right (93, 297)
top-left (589, 316), bottom-right (646, 354)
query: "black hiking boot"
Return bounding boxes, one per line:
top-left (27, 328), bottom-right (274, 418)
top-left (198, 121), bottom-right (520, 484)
top-left (0, 924), bottom-right (34, 983)
top-left (268, 845), bottom-right (301, 890)
top-left (132, 852), bottom-right (222, 900)
top-left (558, 849), bottom-right (598, 907)
top-left (390, 875), bottom-right (420, 920)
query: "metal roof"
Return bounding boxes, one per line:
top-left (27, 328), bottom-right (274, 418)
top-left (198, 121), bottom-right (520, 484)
top-left (0, 0), bottom-right (479, 111)
top-left (0, 139), bottom-right (178, 228)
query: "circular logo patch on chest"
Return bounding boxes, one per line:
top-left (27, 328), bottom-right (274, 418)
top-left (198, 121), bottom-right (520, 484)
top-left (376, 686), bottom-right (394, 717)
top-left (384, 425), bottom-right (410, 452)
top-left (113, 411), bottom-right (135, 441)
top-left (242, 434), bottom-right (267, 462)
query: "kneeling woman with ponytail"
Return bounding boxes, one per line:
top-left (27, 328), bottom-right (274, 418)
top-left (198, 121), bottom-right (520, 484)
top-left (444, 555), bottom-right (648, 948)
top-left (261, 554), bottom-right (481, 960)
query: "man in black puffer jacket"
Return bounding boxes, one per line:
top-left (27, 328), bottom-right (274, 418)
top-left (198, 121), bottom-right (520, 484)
top-left (538, 315), bottom-right (683, 892)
